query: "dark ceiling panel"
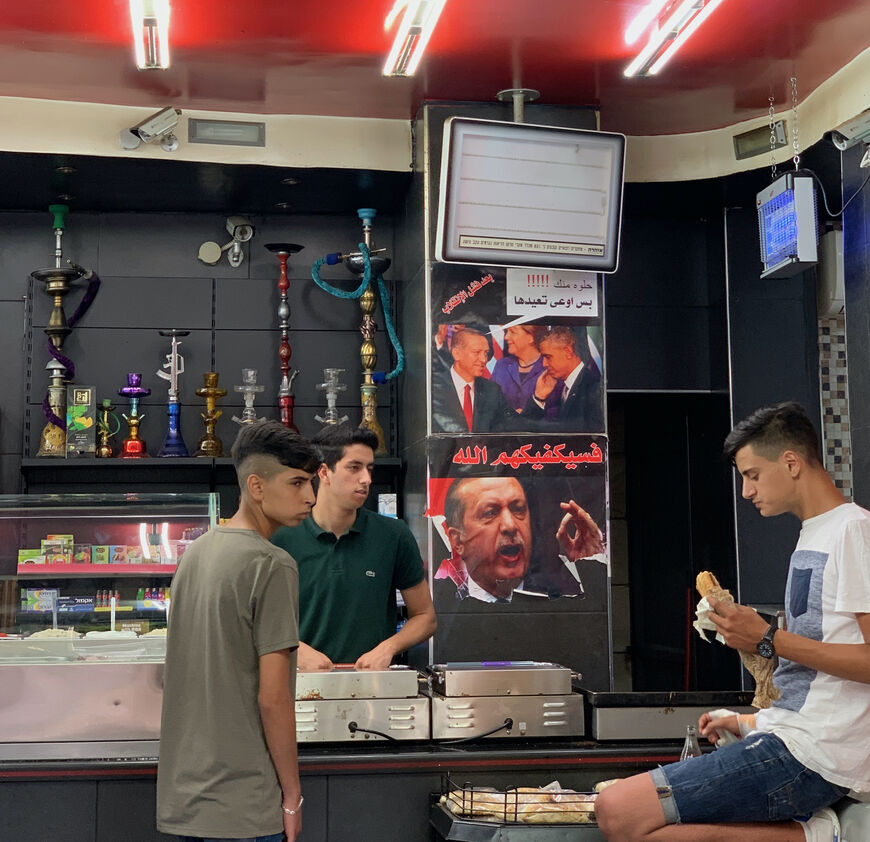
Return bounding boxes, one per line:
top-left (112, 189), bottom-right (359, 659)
top-left (0, 152), bottom-right (411, 215)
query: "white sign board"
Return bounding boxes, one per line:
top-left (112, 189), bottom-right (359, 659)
top-left (505, 268), bottom-right (599, 318)
top-left (436, 118), bottom-right (625, 272)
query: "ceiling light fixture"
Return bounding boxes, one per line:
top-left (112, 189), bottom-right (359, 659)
top-left (130, 0), bottom-right (171, 70)
top-left (383, 0), bottom-right (447, 77)
top-left (624, 0), bottom-right (726, 78)
top-left (624, 0), bottom-right (669, 45)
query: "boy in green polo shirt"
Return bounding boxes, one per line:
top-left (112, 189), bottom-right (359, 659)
top-left (272, 424), bottom-right (436, 669)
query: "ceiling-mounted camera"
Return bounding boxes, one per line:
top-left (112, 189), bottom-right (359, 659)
top-left (198, 216), bottom-right (256, 268)
top-left (120, 107), bottom-right (182, 152)
top-left (827, 108), bottom-right (870, 151)
top-left (226, 216), bottom-right (255, 242)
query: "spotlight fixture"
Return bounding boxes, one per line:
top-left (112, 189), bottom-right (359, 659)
top-left (119, 107), bottom-right (181, 152)
top-left (624, 0), bottom-right (726, 78)
top-left (383, 0), bottom-right (447, 77)
top-left (130, 0), bottom-right (171, 70)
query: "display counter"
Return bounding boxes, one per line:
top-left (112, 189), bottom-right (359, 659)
top-left (0, 739), bottom-right (682, 842)
top-left (0, 492), bottom-right (216, 763)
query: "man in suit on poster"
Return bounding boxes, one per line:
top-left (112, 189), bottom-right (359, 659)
top-left (433, 476), bottom-right (607, 603)
top-left (431, 326), bottom-right (519, 433)
top-left (522, 326), bottom-right (604, 432)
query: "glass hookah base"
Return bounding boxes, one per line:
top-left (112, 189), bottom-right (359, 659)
top-left (36, 422), bottom-right (67, 457)
top-left (120, 438), bottom-right (149, 458)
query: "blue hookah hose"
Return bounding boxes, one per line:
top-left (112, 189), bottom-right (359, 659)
top-left (310, 243), bottom-right (405, 381)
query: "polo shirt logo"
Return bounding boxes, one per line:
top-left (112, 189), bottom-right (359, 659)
top-left (366, 570), bottom-right (376, 577)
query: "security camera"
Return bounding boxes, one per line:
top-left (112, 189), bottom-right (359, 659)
top-left (828, 108), bottom-right (870, 151)
top-left (120, 107), bottom-right (182, 151)
top-left (198, 215), bottom-right (256, 268)
top-left (226, 216), bottom-right (255, 242)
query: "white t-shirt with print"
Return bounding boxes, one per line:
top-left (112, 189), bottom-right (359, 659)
top-left (755, 502), bottom-right (870, 791)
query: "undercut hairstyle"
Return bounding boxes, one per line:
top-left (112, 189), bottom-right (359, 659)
top-left (312, 423), bottom-right (378, 471)
top-left (230, 421), bottom-right (320, 491)
top-left (723, 402), bottom-right (821, 466)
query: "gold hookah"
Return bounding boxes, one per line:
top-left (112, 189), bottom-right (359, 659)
top-left (194, 372), bottom-right (228, 457)
top-left (31, 204), bottom-right (86, 457)
top-left (341, 209), bottom-right (390, 454)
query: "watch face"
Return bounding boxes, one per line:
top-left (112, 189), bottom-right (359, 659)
top-left (757, 638), bottom-right (775, 659)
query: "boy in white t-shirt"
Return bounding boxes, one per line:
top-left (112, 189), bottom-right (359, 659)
top-left (595, 402), bottom-right (870, 842)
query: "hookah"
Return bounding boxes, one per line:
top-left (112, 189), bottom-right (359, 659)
top-left (156, 329), bottom-right (191, 456)
top-left (117, 373), bottom-right (151, 458)
top-left (30, 204), bottom-right (101, 457)
top-left (315, 368), bottom-right (349, 426)
top-left (264, 242), bottom-right (304, 432)
top-left (194, 372), bottom-right (228, 456)
top-left (95, 399), bottom-right (122, 458)
top-left (232, 369), bottom-right (267, 426)
top-left (310, 208), bottom-right (405, 454)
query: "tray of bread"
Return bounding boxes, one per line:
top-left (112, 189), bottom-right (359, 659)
top-left (440, 779), bottom-right (597, 825)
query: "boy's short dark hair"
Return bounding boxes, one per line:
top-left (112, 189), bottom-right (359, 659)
top-left (312, 423), bottom-right (378, 470)
top-left (723, 401), bottom-right (821, 465)
top-left (231, 421), bottom-right (321, 489)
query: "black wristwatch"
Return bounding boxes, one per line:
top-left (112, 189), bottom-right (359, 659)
top-left (756, 619), bottom-right (779, 659)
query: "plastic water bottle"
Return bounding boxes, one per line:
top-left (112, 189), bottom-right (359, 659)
top-left (680, 725), bottom-right (703, 761)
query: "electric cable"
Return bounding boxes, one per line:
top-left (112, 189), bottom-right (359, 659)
top-left (440, 718), bottom-right (515, 746)
top-left (800, 167), bottom-right (870, 218)
top-left (347, 721), bottom-right (399, 741)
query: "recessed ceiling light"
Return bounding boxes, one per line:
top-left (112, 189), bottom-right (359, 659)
top-left (275, 202), bottom-right (292, 210)
top-left (188, 118), bottom-right (265, 147)
top-left (55, 165), bottom-right (77, 175)
top-left (281, 177), bottom-right (300, 186)
top-left (56, 194), bottom-right (75, 202)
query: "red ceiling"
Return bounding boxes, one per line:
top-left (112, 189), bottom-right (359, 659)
top-left (0, 0), bottom-right (868, 135)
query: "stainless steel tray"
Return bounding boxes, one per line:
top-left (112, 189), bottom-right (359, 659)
top-left (430, 662), bottom-right (573, 698)
top-left (579, 688), bottom-right (755, 741)
top-left (295, 696), bottom-right (430, 742)
top-left (431, 693), bottom-right (583, 740)
top-left (296, 665), bottom-right (419, 700)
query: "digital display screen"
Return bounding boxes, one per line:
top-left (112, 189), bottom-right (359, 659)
top-left (759, 188), bottom-right (798, 267)
top-left (436, 118), bottom-right (625, 273)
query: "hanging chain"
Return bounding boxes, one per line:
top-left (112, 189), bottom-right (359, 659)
top-left (791, 76), bottom-right (801, 170)
top-left (768, 94), bottom-right (778, 181)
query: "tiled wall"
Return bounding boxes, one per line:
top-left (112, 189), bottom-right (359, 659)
top-left (819, 315), bottom-right (852, 498)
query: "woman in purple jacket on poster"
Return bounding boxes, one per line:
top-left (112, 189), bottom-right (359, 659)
top-left (492, 324), bottom-right (557, 417)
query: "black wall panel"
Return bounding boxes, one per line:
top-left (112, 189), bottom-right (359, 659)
top-left (725, 207), bottom-right (821, 606)
top-left (4, 210), bottom-right (401, 490)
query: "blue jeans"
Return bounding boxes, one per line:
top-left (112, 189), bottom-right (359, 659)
top-left (650, 732), bottom-right (849, 824)
top-left (177, 834), bottom-right (284, 842)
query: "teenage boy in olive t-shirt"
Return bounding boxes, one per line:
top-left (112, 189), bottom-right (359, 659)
top-left (272, 424), bottom-right (436, 670)
top-left (157, 422), bottom-right (319, 842)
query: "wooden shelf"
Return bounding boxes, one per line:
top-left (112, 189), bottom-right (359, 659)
top-left (17, 564), bottom-right (177, 578)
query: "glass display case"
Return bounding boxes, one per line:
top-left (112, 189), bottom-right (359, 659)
top-left (0, 492), bottom-right (218, 761)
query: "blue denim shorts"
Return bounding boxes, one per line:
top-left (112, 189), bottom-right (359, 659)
top-left (650, 732), bottom-right (849, 824)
